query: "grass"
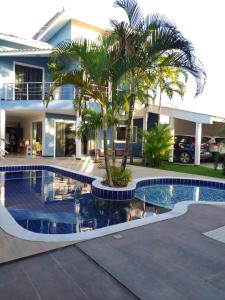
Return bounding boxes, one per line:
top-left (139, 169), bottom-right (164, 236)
top-left (132, 161), bottom-right (225, 179)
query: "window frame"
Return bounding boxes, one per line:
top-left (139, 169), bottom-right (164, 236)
top-left (115, 125), bottom-right (137, 143)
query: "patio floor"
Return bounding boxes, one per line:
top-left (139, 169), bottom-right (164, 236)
top-left (1, 204), bottom-right (225, 299)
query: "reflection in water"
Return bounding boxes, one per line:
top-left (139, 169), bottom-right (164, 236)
top-left (1, 170), bottom-right (166, 234)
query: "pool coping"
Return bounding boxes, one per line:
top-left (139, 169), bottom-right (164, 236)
top-left (1, 164), bottom-right (225, 243)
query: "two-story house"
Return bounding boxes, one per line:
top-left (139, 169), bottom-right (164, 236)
top-left (0, 10), bottom-right (106, 158)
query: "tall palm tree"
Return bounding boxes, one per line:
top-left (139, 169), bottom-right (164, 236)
top-left (110, 0), bottom-right (206, 170)
top-left (148, 65), bottom-right (187, 112)
top-left (48, 38), bottom-right (127, 186)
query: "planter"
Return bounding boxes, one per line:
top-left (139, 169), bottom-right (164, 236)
top-left (92, 179), bottom-right (136, 201)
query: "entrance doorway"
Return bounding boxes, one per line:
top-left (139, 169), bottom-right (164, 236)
top-left (55, 122), bottom-right (75, 157)
top-left (32, 122), bottom-right (42, 155)
top-left (5, 126), bottom-right (23, 154)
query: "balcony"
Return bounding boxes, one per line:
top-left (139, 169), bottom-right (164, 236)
top-left (1, 82), bottom-right (76, 101)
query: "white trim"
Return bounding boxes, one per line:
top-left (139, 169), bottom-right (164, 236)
top-left (0, 50), bottom-right (52, 57)
top-left (0, 33), bottom-right (53, 49)
top-left (115, 125), bottom-right (138, 143)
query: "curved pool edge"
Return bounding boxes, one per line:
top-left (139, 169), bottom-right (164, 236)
top-left (1, 199), bottom-right (225, 243)
top-left (1, 166), bottom-right (225, 243)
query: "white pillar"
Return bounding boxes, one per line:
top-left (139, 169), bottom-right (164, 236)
top-left (143, 110), bottom-right (148, 131)
top-left (195, 123), bottom-right (202, 166)
top-left (0, 109), bottom-right (6, 157)
top-left (76, 111), bottom-right (82, 160)
top-left (168, 117), bottom-right (175, 163)
top-left (0, 173), bottom-right (5, 206)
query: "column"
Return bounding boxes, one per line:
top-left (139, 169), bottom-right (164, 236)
top-left (76, 110), bottom-right (82, 160)
top-left (143, 110), bottom-right (148, 131)
top-left (195, 122), bottom-right (202, 166)
top-left (142, 110), bottom-right (148, 158)
top-left (168, 117), bottom-right (175, 163)
top-left (0, 109), bottom-right (6, 157)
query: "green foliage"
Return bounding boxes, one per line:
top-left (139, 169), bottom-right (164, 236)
top-left (222, 155), bottom-right (225, 176)
top-left (142, 124), bottom-right (173, 167)
top-left (105, 166), bottom-right (132, 187)
top-left (133, 161), bottom-right (225, 180)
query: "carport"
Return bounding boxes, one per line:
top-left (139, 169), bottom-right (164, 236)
top-left (147, 105), bottom-right (225, 165)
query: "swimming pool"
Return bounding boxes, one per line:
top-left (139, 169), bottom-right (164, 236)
top-left (1, 169), bottom-right (162, 235)
top-left (1, 165), bottom-right (225, 242)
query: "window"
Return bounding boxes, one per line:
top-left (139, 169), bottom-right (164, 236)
top-left (116, 126), bottom-right (137, 143)
top-left (15, 64), bottom-right (43, 100)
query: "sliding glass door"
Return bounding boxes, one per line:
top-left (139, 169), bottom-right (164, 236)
top-left (15, 64), bottom-right (43, 100)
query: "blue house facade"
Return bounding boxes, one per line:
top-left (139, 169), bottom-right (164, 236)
top-left (0, 10), bottom-right (158, 158)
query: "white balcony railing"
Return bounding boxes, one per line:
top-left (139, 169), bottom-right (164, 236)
top-left (1, 82), bottom-right (76, 101)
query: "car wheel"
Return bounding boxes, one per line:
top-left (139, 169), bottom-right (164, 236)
top-left (179, 151), bottom-right (191, 164)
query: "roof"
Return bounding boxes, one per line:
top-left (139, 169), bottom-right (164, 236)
top-left (149, 105), bottom-right (225, 124)
top-left (0, 48), bottom-right (52, 57)
top-left (0, 32), bottom-right (53, 50)
top-left (33, 9), bottom-right (65, 40)
top-left (33, 9), bottom-right (104, 42)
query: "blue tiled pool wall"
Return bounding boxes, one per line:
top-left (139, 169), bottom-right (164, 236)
top-left (0, 165), bottom-right (95, 185)
top-left (92, 186), bottom-right (135, 201)
top-left (136, 178), bottom-right (225, 190)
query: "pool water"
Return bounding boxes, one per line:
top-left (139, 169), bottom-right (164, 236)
top-left (135, 184), bottom-right (225, 209)
top-left (1, 170), bottom-right (163, 234)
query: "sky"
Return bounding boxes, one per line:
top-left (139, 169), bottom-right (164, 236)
top-left (0, 0), bottom-right (224, 116)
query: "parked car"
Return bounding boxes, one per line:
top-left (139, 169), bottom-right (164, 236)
top-left (174, 135), bottom-right (212, 164)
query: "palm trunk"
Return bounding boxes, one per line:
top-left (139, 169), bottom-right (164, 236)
top-left (94, 130), bottom-right (100, 162)
top-left (121, 72), bottom-right (135, 170)
top-left (112, 123), bottom-right (116, 167)
top-left (129, 117), bottom-right (134, 164)
top-left (101, 105), bottom-right (113, 186)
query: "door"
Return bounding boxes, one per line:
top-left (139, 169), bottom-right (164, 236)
top-left (65, 123), bottom-right (76, 156)
top-left (55, 122), bottom-right (66, 157)
top-left (32, 122), bottom-right (42, 155)
top-left (15, 64), bottom-right (43, 100)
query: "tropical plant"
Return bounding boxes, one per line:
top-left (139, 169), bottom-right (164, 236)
top-left (142, 123), bottom-right (174, 167)
top-left (48, 37), bottom-right (127, 186)
top-left (147, 64), bottom-right (187, 112)
top-left (110, 0), bottom-right (206, 170)
top-left (79, 108), bottom-right (102, 162)
top-left (105, 166), bottom-right (132, 187)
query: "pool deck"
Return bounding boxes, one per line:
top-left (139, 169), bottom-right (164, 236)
top-left (1, 157), bottom-right (225, 299)
top-left (1, 204), bottom-right (225, 299)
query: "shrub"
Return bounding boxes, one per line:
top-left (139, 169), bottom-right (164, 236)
top-left (142, 123), bottom-right (173, 167)
top-left (104, 166), bottom-right (132, 187)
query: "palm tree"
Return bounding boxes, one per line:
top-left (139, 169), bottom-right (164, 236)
top-left (110, 0), bottom-right (206, 170)
top-left (48, 37), bottom-right (128, 186)
top-left (147, 64), bottom-right (187, 112)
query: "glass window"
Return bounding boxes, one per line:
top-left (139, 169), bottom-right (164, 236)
top-left (116, 126), bottom-right (137, 142)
